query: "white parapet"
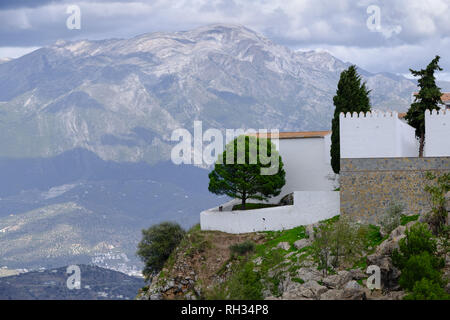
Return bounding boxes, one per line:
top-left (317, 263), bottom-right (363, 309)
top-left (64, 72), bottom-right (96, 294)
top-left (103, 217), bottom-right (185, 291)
top-left (339, 110), bottom-right (418, 158)
top-left (425, 109), bottom-right (450, 157)
top-left (200, 191), bottom-right (340, 234)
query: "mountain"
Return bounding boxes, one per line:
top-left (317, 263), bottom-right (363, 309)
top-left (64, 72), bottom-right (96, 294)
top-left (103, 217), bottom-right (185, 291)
top-left (0, 264), bottom-right (144, 300)
top-left (0, 24), bottom-right (418, 163)
top-left (0, 24), bottom-right (420, 274)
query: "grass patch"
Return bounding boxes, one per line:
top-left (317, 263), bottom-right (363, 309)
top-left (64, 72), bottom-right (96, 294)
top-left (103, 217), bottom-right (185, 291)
top-left (229, 241), bottom-right (255, 256)
top-left (400, 214), bottom-right (419, 226)
top-left (232, 203), bottom-right (279, 210)
top-left (292, 277), bottom-right (305, 284)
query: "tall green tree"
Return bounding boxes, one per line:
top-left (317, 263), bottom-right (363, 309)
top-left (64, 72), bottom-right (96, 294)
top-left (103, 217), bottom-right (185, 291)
top-left (330, 65), bottom-right (371, 174)
top-left (405, 55), bottom-right (443, 157)
top-left (208, 135), bottom-right (285, 209)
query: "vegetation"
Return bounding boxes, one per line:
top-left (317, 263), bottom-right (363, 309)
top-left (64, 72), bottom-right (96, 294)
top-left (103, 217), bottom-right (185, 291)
top-left (424, 172), bottom-right (450, 235)
top-left (404, 55), bottom-right (443, 157)
top-left (400, 214), bottom-right (419, 226)
top-left (312, 216), bottom-right (372, 274)
top-left (208, 135), bottom-right (286, 209)
top-left (330, 65), bottom-right (371, 174)
top-left (137, 222), bottom-right (186, 278)
top-left (404, 278), bottom-right (450, 300)
top-left (392, 222), bottom-right (447, 299)
top-left (229, 241), bottom-right (256, 256)
top-left (380, 202), bottom-right (404, 235)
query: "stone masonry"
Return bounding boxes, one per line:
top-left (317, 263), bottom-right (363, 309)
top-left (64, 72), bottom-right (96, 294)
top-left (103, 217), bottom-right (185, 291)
top-left (340, 157), bottom-right (450, 224)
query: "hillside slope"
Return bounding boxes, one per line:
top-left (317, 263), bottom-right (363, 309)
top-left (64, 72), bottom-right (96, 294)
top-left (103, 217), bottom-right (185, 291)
top-left (138, 215), bottom-right (450, 300)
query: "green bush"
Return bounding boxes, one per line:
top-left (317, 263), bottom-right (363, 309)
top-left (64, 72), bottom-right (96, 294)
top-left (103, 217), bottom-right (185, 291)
top-left (227, 262), bottom-right (263, 300)
top-left (137, 222), bottom-right (186, 278)
top-left (229, 241), bottom-right (255, 256)
top-left (392, 223), bottom-right (438, 269)
top-left (404, 278), bottom-right (450, 300)
top-left (398, 251), bottom-right (443, 291)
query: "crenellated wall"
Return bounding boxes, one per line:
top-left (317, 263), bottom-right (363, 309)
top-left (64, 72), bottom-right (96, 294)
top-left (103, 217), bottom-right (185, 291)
top-left (425, 109), bottom-right (450, 157)
top-left (339, 111), bottom-right (418, 158)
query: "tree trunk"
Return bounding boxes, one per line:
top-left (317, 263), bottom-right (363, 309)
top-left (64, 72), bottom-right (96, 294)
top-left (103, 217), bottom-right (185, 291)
top-left (241, 195), bottom-right (246, 210)
top-left (419, 132), bottom-right (425, 157)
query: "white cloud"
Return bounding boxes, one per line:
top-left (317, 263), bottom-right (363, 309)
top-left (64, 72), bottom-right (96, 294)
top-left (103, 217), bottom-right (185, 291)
top-left (0, 0), bottom-right (449, 76)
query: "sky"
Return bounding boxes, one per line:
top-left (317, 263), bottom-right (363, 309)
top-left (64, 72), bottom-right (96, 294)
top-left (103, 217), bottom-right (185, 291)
top-left (0, 0), bottom-right (449, 80)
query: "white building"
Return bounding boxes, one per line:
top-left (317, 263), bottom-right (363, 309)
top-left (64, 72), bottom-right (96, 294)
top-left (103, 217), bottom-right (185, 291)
top-left (256, 131), bottom-right (336, 200)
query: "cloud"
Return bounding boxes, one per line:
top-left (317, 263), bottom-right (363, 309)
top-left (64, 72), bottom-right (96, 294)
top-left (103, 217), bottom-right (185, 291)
top-left (0, 0), bottom-right (448, 77)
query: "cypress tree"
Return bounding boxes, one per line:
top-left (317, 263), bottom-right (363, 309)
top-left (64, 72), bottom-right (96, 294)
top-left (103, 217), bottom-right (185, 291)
top-left (330, 65), bottom-right (371, 174)
top-left (405, 56), bottom-right (443, 157)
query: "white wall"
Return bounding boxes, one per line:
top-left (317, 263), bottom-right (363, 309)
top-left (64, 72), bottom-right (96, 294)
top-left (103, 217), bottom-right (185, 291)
top-left (273, 136), bottom-right (335, 202)
top-left (340, 111), bottom-right (418, 158)
top-left (425, 109), bottom-right (450, 157)
top-left (200, 191), bottom-right (340, 234)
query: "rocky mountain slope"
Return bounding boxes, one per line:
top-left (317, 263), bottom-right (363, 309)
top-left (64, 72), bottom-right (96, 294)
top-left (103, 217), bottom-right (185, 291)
top-left (0, 24), bottom-right (419, 164)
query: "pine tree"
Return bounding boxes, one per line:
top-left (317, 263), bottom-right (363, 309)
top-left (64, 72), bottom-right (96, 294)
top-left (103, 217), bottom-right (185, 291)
top-left (208, 135), bottom-right (285, 209)
top-left (405, 56), bottom-right (443, 157)
top-left (330, 65), bottom-right (371, 174)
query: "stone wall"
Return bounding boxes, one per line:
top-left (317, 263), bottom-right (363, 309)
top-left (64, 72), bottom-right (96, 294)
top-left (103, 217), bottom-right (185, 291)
top-left (340, 157), bottom-right (450, 224)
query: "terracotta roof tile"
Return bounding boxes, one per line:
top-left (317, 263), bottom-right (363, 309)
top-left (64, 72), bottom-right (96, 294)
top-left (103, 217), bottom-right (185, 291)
top-left (249, 131), bottom-right (331, 139)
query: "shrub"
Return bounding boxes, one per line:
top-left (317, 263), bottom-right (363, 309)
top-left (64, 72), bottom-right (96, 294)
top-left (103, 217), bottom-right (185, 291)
top-left (404, 278), bottom-right (450, 300)
top-left (137, 222), bottom-right (186, 278)
top-left (398, 251), bottom-right (443, 291)
top-left (380, 202), bottom-right (404, 235)
top-left (392, 223), bottom-right (438, 269)
top-left (227, 262), bottom-right (263, 300)
top-left (229, 241), bottom-right (255, 256)
top-left (424, 172), bottom-right (450, 235)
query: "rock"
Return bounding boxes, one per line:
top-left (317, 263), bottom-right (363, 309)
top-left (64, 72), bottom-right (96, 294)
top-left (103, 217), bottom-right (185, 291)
top-left (253, 257), bottom-right (263, 266)
top-left (344, 280), bottom-right (362, 290)
top-left (306, 224), bottom-right (316, 240)
top-left (303, 280), bottom-right (328, 298)
top-left (322, 271), bottom-right (351, 289)
top-left (149, 293), bottom-right (163, 300)
top-left (296, 267), bottom-right (323, 283)
top-left (348, 269), bottom-right (366, 280)
top-left (282, 283), bottom-right (315, 300)
top-left (285, 252), bottom-right (295, 258)
top-left (366, 254), bottom-right (401, 290)
top-left (341, 288), bottom-right (366, 300)
top-left (276, 242), bottom-right (290, 250)
top-left (293, 239), bottom-right (311, 250)
top-left (320, 289), bottom-right (344, 300)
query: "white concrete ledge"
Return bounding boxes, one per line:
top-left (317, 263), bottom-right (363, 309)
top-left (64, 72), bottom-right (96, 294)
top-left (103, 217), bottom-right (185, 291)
top-left (200, 191), bottom-right (340, 234)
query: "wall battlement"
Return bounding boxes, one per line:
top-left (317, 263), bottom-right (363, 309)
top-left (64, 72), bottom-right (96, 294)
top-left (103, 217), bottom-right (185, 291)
top-left (425, 109), bottom-right (450, 157)
top-left (339, 110), bottom-right (399, 119)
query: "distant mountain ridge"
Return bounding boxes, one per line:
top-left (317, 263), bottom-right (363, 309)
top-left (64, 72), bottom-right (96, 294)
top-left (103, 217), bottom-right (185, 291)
top-left (0, 24), bottom-right (419, 164)
top-left (0, 264), bottom-right (144, 300)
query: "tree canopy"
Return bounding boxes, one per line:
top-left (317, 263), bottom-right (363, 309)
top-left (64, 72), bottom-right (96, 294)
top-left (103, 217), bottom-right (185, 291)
top-left (405, 55), bottom-right (443, 157)
top-left (330, 65), bottom-right (371, 174)
top-left (208, 135), bottom-right (286, 209)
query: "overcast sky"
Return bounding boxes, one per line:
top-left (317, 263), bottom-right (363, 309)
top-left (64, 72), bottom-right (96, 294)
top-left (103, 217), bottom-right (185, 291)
top-left (0, 0), bottom-right (449, 80)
